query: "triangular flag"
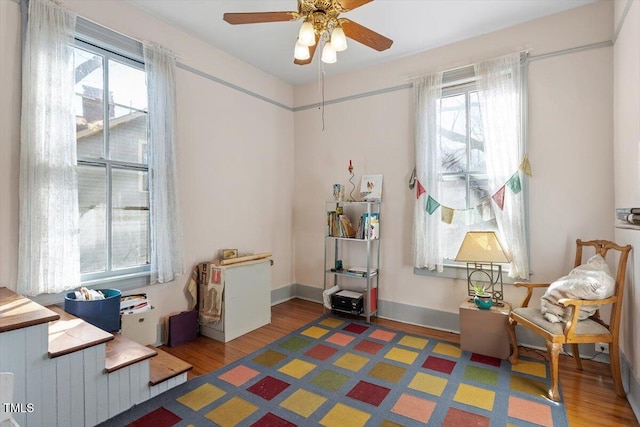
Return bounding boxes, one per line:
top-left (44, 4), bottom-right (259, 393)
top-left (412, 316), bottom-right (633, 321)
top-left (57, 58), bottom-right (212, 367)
top-left (492, 185), bottom-right (506, 210)
top-left (475, 200), bottom-right (494, 222)
top-left (416, 180), bottom-right (426, 199)
top-left (426, 196), bottom-right (440, 215)
top-left (462, 209), bottom-right (475, 225)
top-left (519, 154), bottom-right (532, 177)
top-left (441, 206), bottom-right (454, 224)
top-left (507, 173), bottom-right (522, 194)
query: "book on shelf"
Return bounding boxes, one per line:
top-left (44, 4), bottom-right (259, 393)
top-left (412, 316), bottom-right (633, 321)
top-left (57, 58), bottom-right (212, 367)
top-left (345, 266), bottom-right (376, 277)
top-left (359, 212), bottom-right (380, 239)
top-left (327, 211), bottom-right (358, 238)
top-left (626, 214), bottom-right (640, 225)
top-left (616, 208), bottom-right (640, 224)
top-left (339, 215), bottom-right (357, 238)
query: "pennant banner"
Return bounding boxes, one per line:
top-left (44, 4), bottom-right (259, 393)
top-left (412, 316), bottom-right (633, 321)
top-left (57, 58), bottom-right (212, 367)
top-left (507, 173), bottom-right (521, 194)
top-left (419, 155), bottom-right (531, 225)
top-left (492, 185), bottom-right (506, 211)
top-left (519, 154), bottom-right (532, 177)
top-left (477, 200), bottom-right (495, 222)
top-left (426, 196), bottom-right (440, 215)
top-left (441, 206), bottom-right (455, 224)
top-left (416, 180), bottom-right (426, 199)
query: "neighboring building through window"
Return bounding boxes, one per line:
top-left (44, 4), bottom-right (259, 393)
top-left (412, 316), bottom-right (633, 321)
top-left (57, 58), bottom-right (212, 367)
top-left (74, 41), bottom-right (150, 282)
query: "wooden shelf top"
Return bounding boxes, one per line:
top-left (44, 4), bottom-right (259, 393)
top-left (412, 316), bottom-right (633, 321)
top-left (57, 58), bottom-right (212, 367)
top-left (105, 333), bottom-right (157, 373)
top-left (0, 287), bottom-right (60, 333)
top-left (47, 305), bottom-right (114, 358)
top-left (148, 346), bottom-right (193, 386)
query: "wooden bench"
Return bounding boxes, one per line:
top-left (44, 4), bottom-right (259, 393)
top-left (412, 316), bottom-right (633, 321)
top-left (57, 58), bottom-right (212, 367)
top-left (148, 346), bottom-right (193, 386)
top-left (47, 305), bottom-right (113, 358)
top-left (0, 287), bottom-right (59, 333)
top-left (105, 333), bottom-right (157, 373)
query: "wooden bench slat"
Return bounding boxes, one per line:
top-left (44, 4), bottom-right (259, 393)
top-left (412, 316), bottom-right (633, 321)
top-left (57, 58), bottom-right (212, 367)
top-left (0, 287), bottom-right (59, 333)
top-left (148, 346), bottom-right (193, 386)
top-left (105, 333), bottom-right (157, 373)
top-left (47, 305), bottom-right (113, 358)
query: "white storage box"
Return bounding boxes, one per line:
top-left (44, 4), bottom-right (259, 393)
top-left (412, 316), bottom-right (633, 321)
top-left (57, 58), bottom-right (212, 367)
top-left (121, 306), bottom-right (158, 345)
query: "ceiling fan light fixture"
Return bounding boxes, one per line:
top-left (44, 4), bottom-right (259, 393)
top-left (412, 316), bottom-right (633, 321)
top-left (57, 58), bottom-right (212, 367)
top-left (330, 26), bottom-right (347, 52)
top-left (294, 40), bottom-right (310, 60)
top-left (321, 41), bottom-right (337, 64)
top-left (298, 21), bottom-right (316, 46)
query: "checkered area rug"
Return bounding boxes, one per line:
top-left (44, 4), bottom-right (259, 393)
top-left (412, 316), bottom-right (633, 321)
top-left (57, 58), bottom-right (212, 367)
top-left (100, 316), bottom-right (568, 427)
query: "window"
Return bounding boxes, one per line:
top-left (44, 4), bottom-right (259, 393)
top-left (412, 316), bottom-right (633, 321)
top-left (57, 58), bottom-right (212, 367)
top-left (439, 85), bottom-right (497, 261)
top-left (20, 5), bottom-right (181, 298)
top-left (413, 53), bottom-right (529, 279)
top-left (74, 41), bottom-right (150, 282)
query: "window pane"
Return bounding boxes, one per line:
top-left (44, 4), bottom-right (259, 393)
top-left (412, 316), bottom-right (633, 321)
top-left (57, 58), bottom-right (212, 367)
top-left (440, 94), bottom-right (467, 173)
top-left (108, 60), bottom-right (148, 164)
top-left (78, 165), bottom-right (107, 274)
top-left (111, 169), bottom-right (149, 270)
top-left (469, 91), bottom-right (485, 171)
top-left (75, 48), bottom-right (105, 159)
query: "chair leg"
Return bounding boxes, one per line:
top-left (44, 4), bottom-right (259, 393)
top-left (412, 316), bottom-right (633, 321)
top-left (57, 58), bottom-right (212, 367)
top-left (571, 343), bottom-right (583, 370)
top-left (546, 341), bottom-right (562, 402)
top-left (609, 343), bottom-right (626, 398)
top-left (507, 317), bottom-right (519, 365)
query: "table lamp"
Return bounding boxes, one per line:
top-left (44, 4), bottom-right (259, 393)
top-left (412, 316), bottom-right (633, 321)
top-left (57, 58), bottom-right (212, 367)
top-left (455, 231), bottom-right (510, 306)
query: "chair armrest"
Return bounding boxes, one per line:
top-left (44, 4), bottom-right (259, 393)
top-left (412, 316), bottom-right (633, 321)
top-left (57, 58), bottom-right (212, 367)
top-left (513, 282), bottom-right (551, 308)
top-left (559, 296), bottom-right (617, 340)
top-left (558, 296), bottom-right (617, 307)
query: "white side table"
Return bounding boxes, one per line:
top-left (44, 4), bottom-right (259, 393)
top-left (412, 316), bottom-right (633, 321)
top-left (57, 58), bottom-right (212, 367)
top-left (459, 300), bottom-right (511, 359)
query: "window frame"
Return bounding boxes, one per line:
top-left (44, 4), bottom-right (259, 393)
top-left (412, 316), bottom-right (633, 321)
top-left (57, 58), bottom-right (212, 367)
top-left (74, 39), bottom-right (151, 285)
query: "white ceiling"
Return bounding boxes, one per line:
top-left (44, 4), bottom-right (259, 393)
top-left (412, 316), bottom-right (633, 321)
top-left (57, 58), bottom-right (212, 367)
top-left (124, 0), bottom-right (598, 86)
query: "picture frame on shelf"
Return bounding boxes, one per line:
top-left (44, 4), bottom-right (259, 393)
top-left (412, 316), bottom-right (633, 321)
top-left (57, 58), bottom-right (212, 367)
top-left (360, 174), bottom-right (383, 201)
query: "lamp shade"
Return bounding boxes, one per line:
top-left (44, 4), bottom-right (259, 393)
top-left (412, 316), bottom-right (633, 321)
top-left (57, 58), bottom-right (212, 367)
top-left (331, 26), bottom-right (347, 51)
top-left (455, 231), bottom-right (510, 263)
top-left (294, 40), bottom-right (310, 60)
top-left (298, 21), bottom-right (316, 46)
top-left (321, 41), bottom-right (337, 63)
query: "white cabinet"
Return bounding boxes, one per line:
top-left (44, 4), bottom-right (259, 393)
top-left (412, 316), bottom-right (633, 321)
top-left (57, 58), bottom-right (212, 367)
top-left (200, 259), bottom-right (271, 342)
top-left (324, 201), bottom-right (380, 322)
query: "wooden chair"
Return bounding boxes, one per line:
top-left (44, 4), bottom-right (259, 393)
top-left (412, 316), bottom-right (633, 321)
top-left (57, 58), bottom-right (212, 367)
top-left (507, 239), bottom-right (632, 402)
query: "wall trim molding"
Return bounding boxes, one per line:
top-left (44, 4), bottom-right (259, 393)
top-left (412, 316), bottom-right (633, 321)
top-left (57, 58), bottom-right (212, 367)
top-left (294, 39), bottom-right (613, 112)
top-left (176, 63), bottom-right (293, 112)
top-left (613, 0), bottom-right (635, 45)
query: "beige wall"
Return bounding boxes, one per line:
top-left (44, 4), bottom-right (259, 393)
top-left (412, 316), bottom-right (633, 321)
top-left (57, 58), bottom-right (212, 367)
top-left (613, 0), bottom-right (640, 405)
top-left (293, 1), bottom-right (615, 314)
top-left (0, 0), bottom-right (296, 321)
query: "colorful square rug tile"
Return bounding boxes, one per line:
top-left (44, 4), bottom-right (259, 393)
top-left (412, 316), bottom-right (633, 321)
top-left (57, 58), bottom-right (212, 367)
top-left (99, 316), bottom-right (568, 427)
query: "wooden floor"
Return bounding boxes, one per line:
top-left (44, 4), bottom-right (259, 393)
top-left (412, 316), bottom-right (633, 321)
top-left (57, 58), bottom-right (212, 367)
top-left (162, 298), bottom-right (639, 427)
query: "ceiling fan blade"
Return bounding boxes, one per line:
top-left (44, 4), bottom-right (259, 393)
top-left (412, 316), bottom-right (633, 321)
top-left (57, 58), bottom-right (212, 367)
top-left (223, 11), bottom-right (298, 25)
top-left (340, 18), bottom-right (393, 51)
top-left (337, 0), bottom-right (373, 12)
top-left (294, 34), bottom-right (320, 65)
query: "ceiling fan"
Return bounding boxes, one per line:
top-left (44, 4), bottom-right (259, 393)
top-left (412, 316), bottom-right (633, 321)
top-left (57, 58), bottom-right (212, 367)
top-left (223, 0), bottom-right (393, 65)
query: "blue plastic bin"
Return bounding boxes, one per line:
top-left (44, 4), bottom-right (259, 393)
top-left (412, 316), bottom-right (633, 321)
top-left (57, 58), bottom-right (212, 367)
top-left (64, 289), bottom-right (121, 332)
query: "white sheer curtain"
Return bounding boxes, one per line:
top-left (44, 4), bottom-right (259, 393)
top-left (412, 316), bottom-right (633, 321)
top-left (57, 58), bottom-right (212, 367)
top-left (412, 73), bottom-right (443, 270)
top-left (474, 53), bottom-right (529, 279)
top-left (143, 42), bottom-right (184, 284)
top-left (18, 0), bottom-right (80, 296)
